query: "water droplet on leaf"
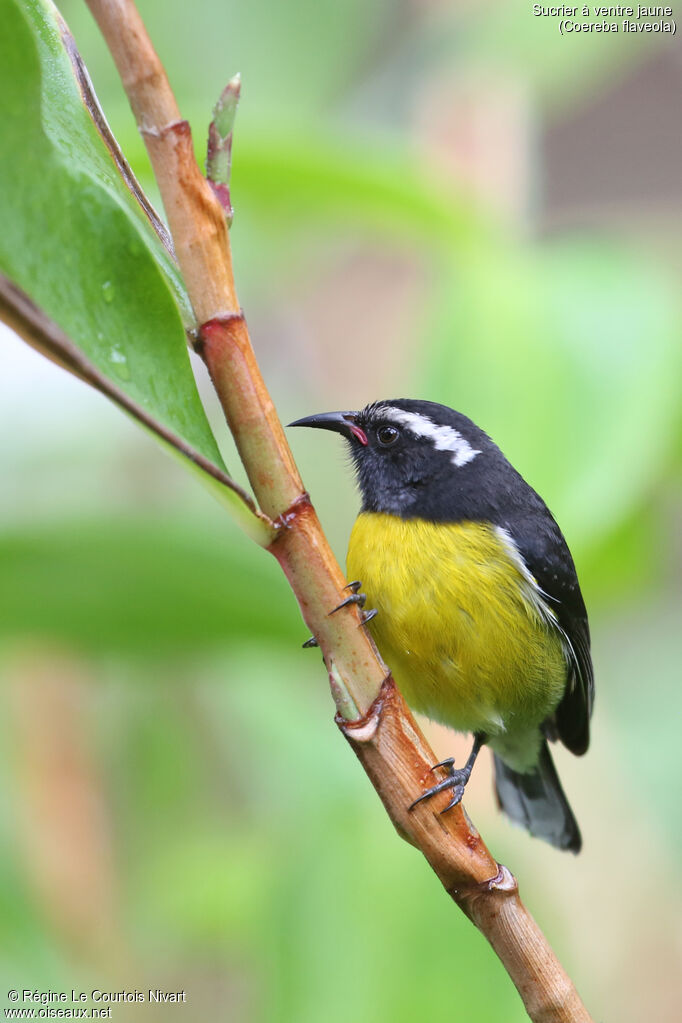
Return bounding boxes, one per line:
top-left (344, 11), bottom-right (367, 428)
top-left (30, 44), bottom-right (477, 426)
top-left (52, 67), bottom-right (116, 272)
top-left (109, 344), bottom-right (130, 380)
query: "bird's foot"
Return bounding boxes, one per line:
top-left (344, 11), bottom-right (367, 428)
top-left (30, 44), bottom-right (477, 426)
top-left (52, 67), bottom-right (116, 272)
top-left (329, 582), bottom-right (365, 615)
top-left (329, 582), bottom-right (378, 627)
top-left (409, 758), bottom-right (472, 814)
top-left (409, 734), bottom-right (485, 815)
top-left (329, 592), bottom-right (365, 613)
top-left (304, 583), bottom-right (377, 648)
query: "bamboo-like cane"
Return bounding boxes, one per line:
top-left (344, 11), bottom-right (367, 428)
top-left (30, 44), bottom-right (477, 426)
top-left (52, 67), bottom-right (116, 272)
top-left (82, 3), bottom-right (593, 1018)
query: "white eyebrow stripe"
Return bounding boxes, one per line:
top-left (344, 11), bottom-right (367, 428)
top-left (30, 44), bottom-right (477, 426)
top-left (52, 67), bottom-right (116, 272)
top-left (376, 407), bottom-right (481, 467)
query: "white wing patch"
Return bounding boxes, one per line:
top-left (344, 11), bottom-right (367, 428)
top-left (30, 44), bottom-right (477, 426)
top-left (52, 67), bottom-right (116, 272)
top-left (494, 526), bottom-right (559, 628)
top-left (495, 526), bottom-right (579, 677)
top-left (376, 407), bottom-right (481, 467)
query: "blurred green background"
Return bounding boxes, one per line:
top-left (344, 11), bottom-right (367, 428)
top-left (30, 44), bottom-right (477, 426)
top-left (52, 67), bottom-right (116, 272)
top-left (2, 0), bottom-right (682, 1020)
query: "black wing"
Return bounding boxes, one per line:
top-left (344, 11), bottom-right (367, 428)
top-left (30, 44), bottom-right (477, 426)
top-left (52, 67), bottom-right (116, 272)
top-left (504, 500), bottom-right (594, 757)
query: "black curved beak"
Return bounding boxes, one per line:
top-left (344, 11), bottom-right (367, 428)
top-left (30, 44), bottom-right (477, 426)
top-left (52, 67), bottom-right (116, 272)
top-left (287, 410), bottom-right (367, 445)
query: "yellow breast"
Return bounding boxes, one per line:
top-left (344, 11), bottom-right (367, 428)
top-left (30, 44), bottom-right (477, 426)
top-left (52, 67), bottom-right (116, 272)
top-left (347, 512), bottom-right (567, 739)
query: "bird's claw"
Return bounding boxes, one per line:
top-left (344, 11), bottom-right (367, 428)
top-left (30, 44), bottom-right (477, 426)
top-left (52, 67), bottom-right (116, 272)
top-left (330, 581), bottom-right (378, 627)
top-left (438, 785), bottom-right (467, 814)
top-left (329, 591), bottom-right (366, 615)
top-left (409, 758), bottom-right (471, 814)
top-left (306, 582), bottom-right (377, 646)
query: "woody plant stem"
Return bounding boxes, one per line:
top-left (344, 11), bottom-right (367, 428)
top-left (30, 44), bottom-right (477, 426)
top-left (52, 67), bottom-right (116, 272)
top-left (83, 2), bottom-right (592, 1019)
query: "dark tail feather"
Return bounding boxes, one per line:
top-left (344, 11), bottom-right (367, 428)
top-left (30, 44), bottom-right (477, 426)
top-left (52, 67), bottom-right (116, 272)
top-left (493, 741), bottom-right (582, 853)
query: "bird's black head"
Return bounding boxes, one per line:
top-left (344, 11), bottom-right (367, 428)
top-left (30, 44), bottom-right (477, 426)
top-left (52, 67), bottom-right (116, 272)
top-left (289, 398), bottom-right (510, 521)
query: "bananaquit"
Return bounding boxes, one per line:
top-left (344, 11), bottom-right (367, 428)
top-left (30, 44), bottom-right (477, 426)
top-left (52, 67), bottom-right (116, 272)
top-left (290, 399), bottom-right (594, 852)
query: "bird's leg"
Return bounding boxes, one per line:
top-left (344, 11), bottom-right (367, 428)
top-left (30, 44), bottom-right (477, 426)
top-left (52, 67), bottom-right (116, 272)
top-left (409, 733), bottom-right (486, 814)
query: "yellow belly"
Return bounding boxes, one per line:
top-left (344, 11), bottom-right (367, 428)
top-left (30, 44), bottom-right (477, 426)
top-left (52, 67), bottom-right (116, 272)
top-left (347, 513), bottom-right (567, 742)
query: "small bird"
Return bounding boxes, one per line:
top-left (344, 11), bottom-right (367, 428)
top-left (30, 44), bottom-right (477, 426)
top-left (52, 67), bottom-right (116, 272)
top-left (289, 399), bottom-right (593, 852)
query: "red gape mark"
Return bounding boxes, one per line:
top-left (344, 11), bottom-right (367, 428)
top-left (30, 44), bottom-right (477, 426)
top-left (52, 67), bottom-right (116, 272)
top-left (349, 424), bottom-right (368, 446)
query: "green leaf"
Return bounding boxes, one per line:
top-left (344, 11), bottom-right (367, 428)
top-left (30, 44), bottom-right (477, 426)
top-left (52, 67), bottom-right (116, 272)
top-left (0, 516), bottom-right (297, 656)
top-left (231, 127), bottom-right (480, 248)
top-left (0, 0), bottom-right (268, 537)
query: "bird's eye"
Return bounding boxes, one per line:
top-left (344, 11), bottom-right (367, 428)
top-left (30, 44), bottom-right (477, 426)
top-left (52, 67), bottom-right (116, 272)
top-left (377, 425), bottom-right (399, 447)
